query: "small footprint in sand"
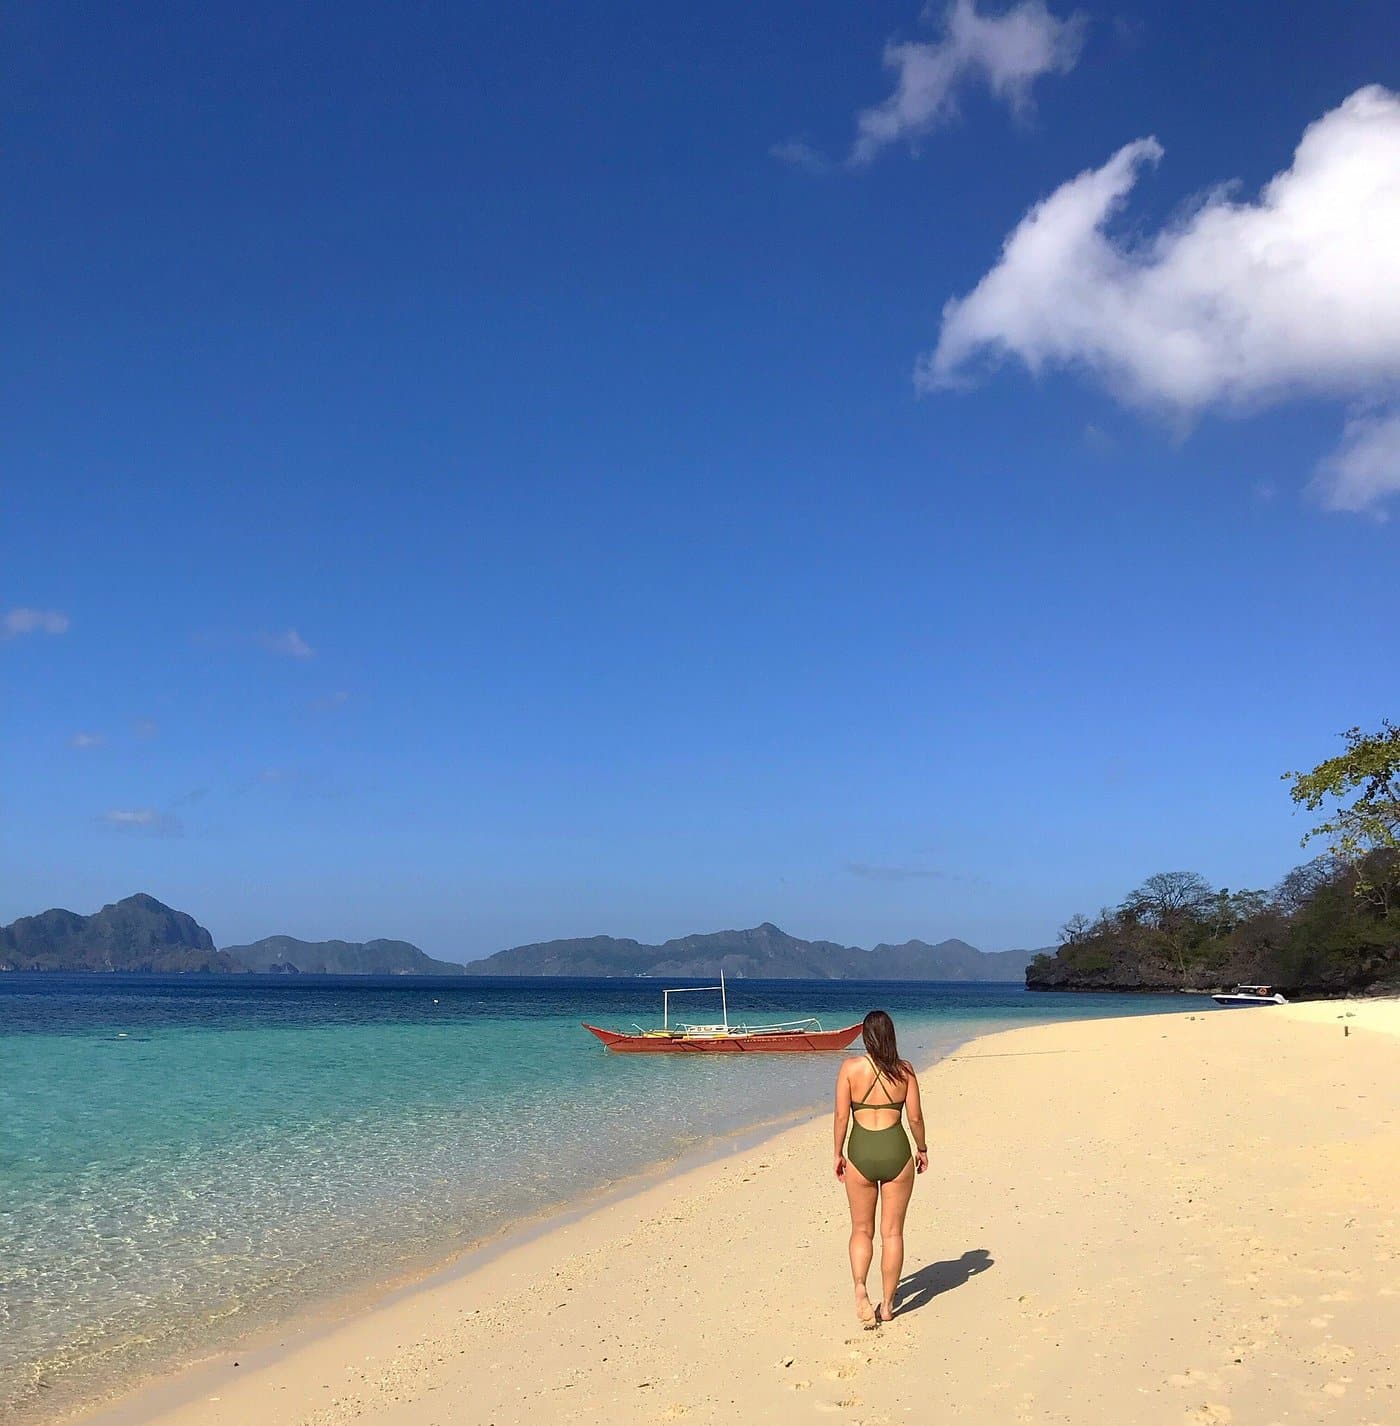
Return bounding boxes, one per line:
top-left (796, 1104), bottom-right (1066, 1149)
top-left (824, 1364), bottom-right (857, 1381)
top-left (1186, 1405), bottom-right (1233, 1424)
top-left (1169, 1370), bottom-right (1222, 1391)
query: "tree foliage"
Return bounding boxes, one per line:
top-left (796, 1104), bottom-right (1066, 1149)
top-left (1286, 721), bottom-right (1400, 912)
top-left (1124, 871), bottom-right (1216, 928)
top-left (1032, 854), bottom-right (1399, 994)
top-left (1029, 724), bottom-right (1400, 995)
top-left (1059, 912), bottom-right (1093, 945)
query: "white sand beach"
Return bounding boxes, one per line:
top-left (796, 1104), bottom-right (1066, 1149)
top-left (72, 999), bottom-right (1399, 1426)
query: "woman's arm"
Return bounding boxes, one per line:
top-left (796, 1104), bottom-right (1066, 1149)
top-left (832, 1060), bottom-right (852, 1178)
top-left (904, 1066), bottom-right (929, 1174)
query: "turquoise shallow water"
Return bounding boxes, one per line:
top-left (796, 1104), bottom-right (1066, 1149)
top-left (0, 974), bottom-right (1193, 1419)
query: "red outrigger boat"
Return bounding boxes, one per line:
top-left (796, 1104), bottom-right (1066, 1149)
top-left (583, 972), bottom-right (862, 1054)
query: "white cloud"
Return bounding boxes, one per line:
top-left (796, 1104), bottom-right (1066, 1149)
top-left (261, 628), bottom-right (314, 659)
top-left (1312, 407), bottom-right (1400, 515)
top-left (103, 808), bottom-right (183, 837)
top-left (4, 607), bottom-right (70, 637)
top-left (850, 0), bottom-right (1085, 165)
top-left (922, 86), bottom-right (1400, 511)
top-left (70, 732), bottom-right (105, 749)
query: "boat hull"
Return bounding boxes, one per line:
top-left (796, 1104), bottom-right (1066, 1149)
top-left (1211, 996), bottom-right (1285, 1007)
top-left (583, 1022), bottom-right (863, 1053)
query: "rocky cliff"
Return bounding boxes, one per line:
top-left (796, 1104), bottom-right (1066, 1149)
top-left (0, 894), bottom-right (229, 972)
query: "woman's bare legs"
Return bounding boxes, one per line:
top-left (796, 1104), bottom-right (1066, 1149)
top-left (876, 1159), bottom-right (916, 1320)
top-left (842, 1162), bottom-right (880, 1326)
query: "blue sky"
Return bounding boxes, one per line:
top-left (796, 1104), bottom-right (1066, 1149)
top-left (4, 1), bottom-right (1398, 959)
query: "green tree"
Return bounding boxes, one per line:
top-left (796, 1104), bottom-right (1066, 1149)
top-left (1285, 721), bottom-right (1400, 913)
top-left (1207, 887), bottom-right (1270, 936)
top-left (1121, 871), bottom-right (1216, 977)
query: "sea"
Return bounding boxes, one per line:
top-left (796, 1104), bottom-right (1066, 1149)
top-left (0, 974), bottom-right (1196, 1420)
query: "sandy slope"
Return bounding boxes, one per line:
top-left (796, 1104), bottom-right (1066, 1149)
top-left (75, 1000), bottom-right (1398, 1426)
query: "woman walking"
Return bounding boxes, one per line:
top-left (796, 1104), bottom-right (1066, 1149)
top-left (833, 1010), bottom-right (928, 1327)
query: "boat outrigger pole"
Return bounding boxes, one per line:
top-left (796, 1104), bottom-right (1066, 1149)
top-left (662, 968), bottom-right (729, 1032)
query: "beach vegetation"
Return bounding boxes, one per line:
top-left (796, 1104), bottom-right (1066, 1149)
top-left (1285, 720), bottom-right (1400, 915)
top-left (1032, 725), bottom-right (1400, 995)
top-left (1031, 854), bottom-right (1399, 996)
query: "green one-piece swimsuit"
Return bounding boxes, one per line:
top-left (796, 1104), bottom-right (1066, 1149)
top-left (845, 1058), bottom-right (913, 1183)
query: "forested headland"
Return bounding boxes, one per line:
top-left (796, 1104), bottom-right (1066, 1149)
top-left (1030, 722), bottom-right (1400, 996)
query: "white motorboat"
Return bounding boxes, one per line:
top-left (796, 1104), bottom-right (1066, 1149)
top-left (1211, 983), bottom-right (1287, 1007)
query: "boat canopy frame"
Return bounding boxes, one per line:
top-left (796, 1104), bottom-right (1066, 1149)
top-left (631, 970), bottom-right (827, 1038)
top-left (661, 970), bottom-right (730, 1031)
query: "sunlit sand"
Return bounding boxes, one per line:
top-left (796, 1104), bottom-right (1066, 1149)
top-left (72, 998), bottom-right (1399, 1426)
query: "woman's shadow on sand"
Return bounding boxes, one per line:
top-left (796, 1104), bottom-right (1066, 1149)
top-left (894, 1249), bottom-right (994, 1316)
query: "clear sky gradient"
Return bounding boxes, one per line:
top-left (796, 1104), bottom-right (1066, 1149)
top-left (5, 1), bottom-right (1398, 959)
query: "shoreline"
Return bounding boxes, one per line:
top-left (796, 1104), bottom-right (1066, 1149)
top-left (8, 981), bottom-right (1060, 1426)
top-left (45, 1029), bottom-right (987, 1426)
top-left (45, 1000), bottom-right (1400, 1426)
top-left (46, 1101), bottom-right (831, 1426)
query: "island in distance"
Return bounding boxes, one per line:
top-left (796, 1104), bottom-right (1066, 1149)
top-left (220, 935), bottom-right (466, 976)
top-left (459, 921), bottom-right (1040, 980)
top-left (0, 894), bottom-right (230, 973)
top-left (0, 894), bottom-right (1043, 979)
top-left (0, 895), bottom-right (465, 975)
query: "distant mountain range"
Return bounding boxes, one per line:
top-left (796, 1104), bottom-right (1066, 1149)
top-left (0, 894), bottom-right (1044, 981)
top-left (0, 895), bottom-right (463, 975)
top-left (461, 921), bottom-right (1042, 981)
top-left (221, 935), bottom-right (465, 976)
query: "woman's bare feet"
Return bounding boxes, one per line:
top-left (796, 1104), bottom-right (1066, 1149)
top-left (854, 1286), bottom-right (878, 1329)
top-left (876, 1299), bottom-right (896, 1323)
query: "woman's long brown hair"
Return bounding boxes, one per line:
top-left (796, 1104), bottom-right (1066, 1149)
top-left (861, 1010), bottom-right (909, 1084)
